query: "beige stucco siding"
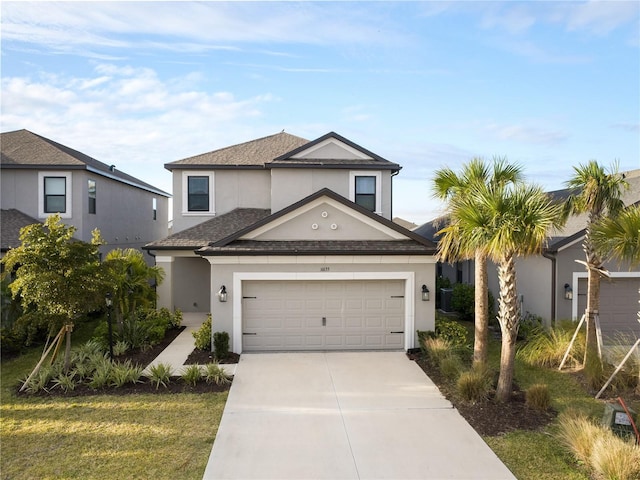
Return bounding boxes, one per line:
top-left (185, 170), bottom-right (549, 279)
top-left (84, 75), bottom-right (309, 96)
top-left (250, 203), bottom-right (401, 241)
top-left (156, 253), bottom-right (211, 312)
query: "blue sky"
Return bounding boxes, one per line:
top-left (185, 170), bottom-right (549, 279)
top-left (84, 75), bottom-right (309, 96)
top-left (2, 1), bottom-right (639, 223)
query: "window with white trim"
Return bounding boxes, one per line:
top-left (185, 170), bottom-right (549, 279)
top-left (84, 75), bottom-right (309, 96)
top-left (39, 172), bottom-right (72, 218)
top-left (182, 171), bottom-right (215, 214)
top-left (349, 171), bottom-right (381, 214)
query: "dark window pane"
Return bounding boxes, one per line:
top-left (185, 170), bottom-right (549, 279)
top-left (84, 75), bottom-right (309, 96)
top-left (355, 176), bottom-right (376, 211)
top-left (188, 176), bottom-right (209, 211)
top-left (88, 180), bottom-right (96, 214)
top-left (44, 177), bottom-right (66, 213)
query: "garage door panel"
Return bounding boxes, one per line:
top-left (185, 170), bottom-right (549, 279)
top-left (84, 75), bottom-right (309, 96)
top-left (243, 280), bottom-right (405, 351)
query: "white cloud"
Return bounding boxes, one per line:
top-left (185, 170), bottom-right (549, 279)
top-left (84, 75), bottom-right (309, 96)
top-left (558, 0), bottom-right (640, 36)
top-left (1, 2), bottom-right (410, 56)
top-left (0, 63), bottom-right (280, 192)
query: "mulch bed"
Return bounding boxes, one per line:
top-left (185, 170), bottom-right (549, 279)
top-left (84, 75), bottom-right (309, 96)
top-left (15, 327), bottom-right (234, 397)
top-left (410, 352), bottom-right (557, 437)
top-left (185, 349), bottom-right (240, 365)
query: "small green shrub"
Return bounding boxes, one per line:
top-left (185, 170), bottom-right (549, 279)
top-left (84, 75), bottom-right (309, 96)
top-left (181, 364), bottom-right (203, 387)
top-left (525, 383), bottom-right (551, 411)
top-left (451, 283), bottom-right (475, 321)
top-left (52, 372), bottom-right (78, 393)
top-left (193, 314), bottom-right (212, 351)
top-left (88, 362), bottom-right (113, 389)
top-left (204, 363), bottom-right (232, 385)
top-left (518, 312), bottom-right (545, 341)
top-left (172, 308), bottom-right (183, 328)
top-left (213, 331), bottom-right (230, 360)
top-left (109, 360), bottom-right (143, 388)
top-left (146, 362), bottom-right (173, 389)
top-left (112, 340), bottom-right (129, 357)
top-left (456, 364), bottom-right (493, 403)
top-left (435, 317), bottom-right (468, 348)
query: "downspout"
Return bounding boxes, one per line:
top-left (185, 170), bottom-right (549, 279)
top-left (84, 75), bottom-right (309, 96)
top-left (391, 169), bottom-right (399, 219)
top-left (542, 250), bottom-right (557, 325)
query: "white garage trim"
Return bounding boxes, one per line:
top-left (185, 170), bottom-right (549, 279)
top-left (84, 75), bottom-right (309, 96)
top-left (232, 271), bottom-right (415, 353)
top-left (571, 271), bottom-right (640, 320)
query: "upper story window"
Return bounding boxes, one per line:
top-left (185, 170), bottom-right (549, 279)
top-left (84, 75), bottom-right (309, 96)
top-left (152, 197), bottom-right (157, 220)
top-left (39, 171), bottom-right (72, 218)
top-left (349, 171), bottom-right (381, 214)
top-left (182, 171), bottom-right (215, 215)
top-left (88, 179), bottom-right (96, 214)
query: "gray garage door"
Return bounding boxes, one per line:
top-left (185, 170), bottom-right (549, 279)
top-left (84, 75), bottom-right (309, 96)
top-left (577, 277), bottom-right (639, 343)
top-left (242, 280), bottom-right (405, 351)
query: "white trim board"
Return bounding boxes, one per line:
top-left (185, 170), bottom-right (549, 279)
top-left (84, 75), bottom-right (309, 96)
top-left (231, 271), bottom-right (416, 353)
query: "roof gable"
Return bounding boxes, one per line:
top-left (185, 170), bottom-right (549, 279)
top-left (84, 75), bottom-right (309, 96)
top-left (207, 188), bottom-right (435, 251)
top-left (269, 132), bottom-right (400, 170)
top-left (1, 209), bottom-right (41, 251)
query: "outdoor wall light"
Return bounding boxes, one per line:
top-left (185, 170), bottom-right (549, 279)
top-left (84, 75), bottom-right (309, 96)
top-left (564, 283), bottom-right (573, 300)
top-left (218, 285), bottom-right (228, 302)
top-left (421, 284), bottom-right (430, 301)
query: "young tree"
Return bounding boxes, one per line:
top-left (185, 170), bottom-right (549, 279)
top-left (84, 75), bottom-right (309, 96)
top-left (433, 158), bottom-right (523, 366)
top-left (447, 181), bottom-right (564, 401)
top-left (565, 161), bottom-right (628, 367)
top-left (1, 214), bottom-right (105, 368)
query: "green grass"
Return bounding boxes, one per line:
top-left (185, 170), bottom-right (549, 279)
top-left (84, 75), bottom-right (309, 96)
top-left (1, 319), bottom-right (228, 480)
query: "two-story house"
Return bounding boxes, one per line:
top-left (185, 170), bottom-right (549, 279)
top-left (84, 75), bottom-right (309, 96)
top-left (144, 131), bottom-right (437, 354)
top-left (1, 129), bottom-right (170, 263)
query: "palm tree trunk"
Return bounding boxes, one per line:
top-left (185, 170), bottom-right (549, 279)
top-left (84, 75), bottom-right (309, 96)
top-left (584, 266), bottom-right (601, 366)
top-left (473, 251), bottom-right (489, 366)
top-left (583, 232), bottom-right (603, 366)
top-left (495, 253), bottom-right (519, 402)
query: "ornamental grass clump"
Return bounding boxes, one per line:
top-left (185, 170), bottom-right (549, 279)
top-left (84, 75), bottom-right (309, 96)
top-left (52, 372), bottom-right (78, 393)
top-left (109, 360), bottom-right (143, 388)
top-left (456, 363), bottom-right (493, 403)
top-left (423, 337), bottom-right (452, 367)
top-left (204, 363), bottom-right (232, 386)
top-left (516, 323), bottom-right (584, 368)
top-left (556, 411), bottom-right (640, 480)
top-left (525, 383), bottom-right (551, 411)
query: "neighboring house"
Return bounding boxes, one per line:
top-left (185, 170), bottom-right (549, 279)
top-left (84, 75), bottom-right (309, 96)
top-left (416, 169), bottom-right (640, 343)
top-left (0, 209), bottom-right (41, 261)
top-left (1, 129), bottom-right (170, 263)
top-left (144, 131), bottom-right (437, 354)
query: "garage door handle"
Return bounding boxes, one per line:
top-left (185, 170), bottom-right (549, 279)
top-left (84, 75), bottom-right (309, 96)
top-left (322, 317), bottom-right (326, 326)
top-left (390, 331), bottom-right (404, 334)
top-left (243, 332), bottom-right (257, 336)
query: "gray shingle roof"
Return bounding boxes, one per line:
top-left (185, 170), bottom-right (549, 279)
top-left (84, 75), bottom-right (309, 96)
top-left (1, 129), bottom-right (170, 197)
top-left (144, 208), bottom-right (272, 249)
top-left (197, 240), bottom-right (433, 255)
top-left (164, 132), bottom-right (310, 169)
top-left (1, 209), bottom-right (41, 251)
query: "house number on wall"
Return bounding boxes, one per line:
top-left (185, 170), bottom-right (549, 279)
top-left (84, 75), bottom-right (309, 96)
top-left (320, 267), bottom-right (330, 272)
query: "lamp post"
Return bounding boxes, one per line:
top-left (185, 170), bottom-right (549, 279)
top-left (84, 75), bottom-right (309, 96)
top-left (105, 292), bottom-right (114, 361)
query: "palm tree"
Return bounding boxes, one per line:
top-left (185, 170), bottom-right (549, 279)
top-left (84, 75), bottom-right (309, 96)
top-left (448, 181), bottom-right (564, 402)
top-left (565, 161), bottom-right (628, 366)
top-left (433, 158), bottom-right (523, 366)
top-left (103, 248), bottom-right (165, 330)
top-left (591, 204), bottom-right (640, 268)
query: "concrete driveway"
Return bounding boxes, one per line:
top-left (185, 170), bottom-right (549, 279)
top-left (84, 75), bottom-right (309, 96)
top-left (203, 352), bottom-right (515, 480)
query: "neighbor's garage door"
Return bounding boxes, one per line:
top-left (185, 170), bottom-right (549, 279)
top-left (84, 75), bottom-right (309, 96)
top-left (577, 277), bottom-right (639, 342)
top-left (242, 280), bottom-right (405, 351)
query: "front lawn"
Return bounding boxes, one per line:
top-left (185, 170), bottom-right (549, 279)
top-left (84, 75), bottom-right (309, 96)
top-left (1, 321), bottom-right (227, 480)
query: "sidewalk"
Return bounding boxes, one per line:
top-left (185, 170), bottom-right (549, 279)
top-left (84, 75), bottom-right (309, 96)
top-left (143, 313), bottom-right (236, 375)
